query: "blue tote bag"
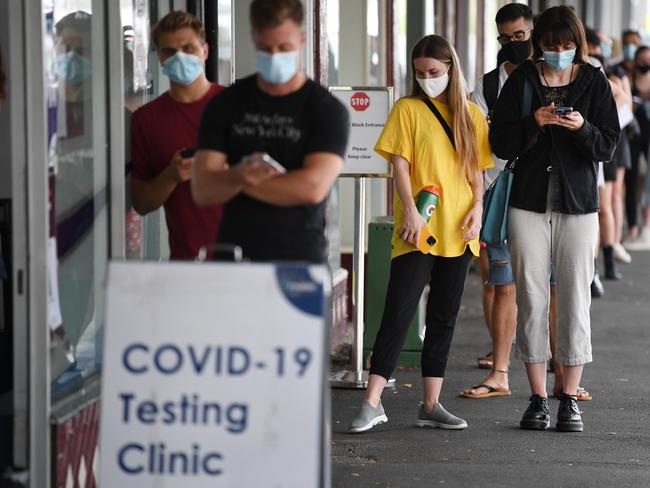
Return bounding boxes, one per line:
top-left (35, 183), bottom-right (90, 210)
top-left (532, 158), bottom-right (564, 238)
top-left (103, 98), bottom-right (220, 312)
top-left (481, 79), bottom-right (532, 246)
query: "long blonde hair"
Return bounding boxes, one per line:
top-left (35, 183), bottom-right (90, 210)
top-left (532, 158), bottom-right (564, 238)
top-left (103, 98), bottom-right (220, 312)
top-left (409, 35), bottom-right (479, 182)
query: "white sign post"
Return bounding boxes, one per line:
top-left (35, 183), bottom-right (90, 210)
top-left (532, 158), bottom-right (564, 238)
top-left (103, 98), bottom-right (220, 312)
top-left (99, 261), bottom-right (330, 487)
top-left (328, 87), bottom-right (394, 389)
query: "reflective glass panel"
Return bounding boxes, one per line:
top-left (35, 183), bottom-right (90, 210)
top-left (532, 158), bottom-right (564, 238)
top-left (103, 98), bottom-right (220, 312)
top-left (44, 0), bottom-right (108, 401)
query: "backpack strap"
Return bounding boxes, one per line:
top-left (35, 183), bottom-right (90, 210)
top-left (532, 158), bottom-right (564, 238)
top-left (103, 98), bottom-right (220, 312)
top-left (422, 98), bottom-right (456, 151)
top-left (483, 67), bottom-right (500, 116)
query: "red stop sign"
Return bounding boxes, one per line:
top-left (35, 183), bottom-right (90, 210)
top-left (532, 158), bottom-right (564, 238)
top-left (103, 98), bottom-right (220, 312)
top-left (350, 92), bottom-right (370, 112)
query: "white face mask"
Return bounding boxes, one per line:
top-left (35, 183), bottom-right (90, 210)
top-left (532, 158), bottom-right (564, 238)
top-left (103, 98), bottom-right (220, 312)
top-left (417, 71), bottom-right (450, 98)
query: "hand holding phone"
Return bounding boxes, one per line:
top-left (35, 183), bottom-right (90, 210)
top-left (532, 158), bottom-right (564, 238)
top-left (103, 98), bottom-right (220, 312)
top-left (242, 153), bottom-right (287, 174)
top-left (553, 106), bottom-right (573, 117)
top-left (180, 148), bottom-right (197, 158)
top-left (554, 107), bottom-right (584, 132)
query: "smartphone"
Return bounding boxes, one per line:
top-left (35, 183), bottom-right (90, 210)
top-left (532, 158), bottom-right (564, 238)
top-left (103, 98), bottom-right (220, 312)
top-left (180, 148), bottom-right (196, 158)
top-left (554, 106), bottom-right (573, 117)
top-left (195, 243), bottom-right (244, 263)
top-left (243, 153), bottom-right (287, 174)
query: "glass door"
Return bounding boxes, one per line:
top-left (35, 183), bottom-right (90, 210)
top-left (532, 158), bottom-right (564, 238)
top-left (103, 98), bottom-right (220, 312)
top-left (44, 0), bottom-right (109, 404)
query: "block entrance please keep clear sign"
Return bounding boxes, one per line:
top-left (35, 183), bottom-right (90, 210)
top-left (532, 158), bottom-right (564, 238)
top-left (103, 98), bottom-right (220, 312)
top-left (99, 261), bottom-right (330, 488)
top-left (330, 86), bottom-right (393, 177)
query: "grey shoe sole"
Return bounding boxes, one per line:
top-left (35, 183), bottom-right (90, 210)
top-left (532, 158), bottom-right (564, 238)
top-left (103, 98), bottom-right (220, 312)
top-left (416, 419), bottom-right (468, 430)
top-left (348, 414), bottom-right (388, 433)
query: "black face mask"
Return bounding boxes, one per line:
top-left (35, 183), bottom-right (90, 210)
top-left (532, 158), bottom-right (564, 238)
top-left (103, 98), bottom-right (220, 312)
top-left (501, 39), bottom-right (532, 65)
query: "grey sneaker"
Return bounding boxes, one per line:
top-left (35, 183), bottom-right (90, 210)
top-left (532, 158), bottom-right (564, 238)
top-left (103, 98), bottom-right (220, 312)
top-left (416, 401), bottom-right (468, 430)
top-left (348, 400), bottom-right (388, 433)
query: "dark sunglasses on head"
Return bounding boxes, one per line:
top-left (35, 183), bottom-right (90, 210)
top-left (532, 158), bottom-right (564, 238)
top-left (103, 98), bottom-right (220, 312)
top-left (636, 65), bottom-right (650, 74)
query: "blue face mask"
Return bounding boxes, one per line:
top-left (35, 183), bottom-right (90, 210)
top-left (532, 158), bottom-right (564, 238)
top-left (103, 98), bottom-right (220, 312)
top-left (162, 51), bottom-right (203, 86)
top-left (56, 51), bottom-right (92, 84)
top-left (543, 48), bottom-right (576, 71)
top-left (602, 42), bottom-right (613, 60)
top-left (256, 50), bottom-right (298, 84)
top-left (624, 44), bottom-right (638, 61)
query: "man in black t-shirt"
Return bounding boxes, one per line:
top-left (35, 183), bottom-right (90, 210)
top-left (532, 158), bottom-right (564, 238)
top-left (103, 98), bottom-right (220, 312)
top-left (192, 0), bottom-right (349, 263)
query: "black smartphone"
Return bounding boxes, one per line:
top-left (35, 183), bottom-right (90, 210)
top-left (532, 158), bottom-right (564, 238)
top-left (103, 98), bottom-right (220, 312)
top-left (554, 106), bottom-right (573, 117)
top-left (180, 148), bottom-right (196, 158)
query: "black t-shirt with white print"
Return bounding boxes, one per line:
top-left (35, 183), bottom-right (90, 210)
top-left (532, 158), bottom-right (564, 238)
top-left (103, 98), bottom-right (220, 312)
top-left (198, 74), bottom-right (349, 263)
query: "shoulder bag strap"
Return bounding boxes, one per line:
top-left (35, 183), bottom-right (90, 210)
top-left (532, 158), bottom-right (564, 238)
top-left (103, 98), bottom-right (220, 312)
top-left (422, 98), bottom-right (456, 151)
top-left (506, 78), bottom-right (534, 170)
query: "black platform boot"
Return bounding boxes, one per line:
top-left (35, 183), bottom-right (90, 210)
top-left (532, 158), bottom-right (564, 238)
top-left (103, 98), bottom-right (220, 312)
top-left (556, 393), bottom-right (583, 432)
top-left (520, 395), bottom-right (550, 430)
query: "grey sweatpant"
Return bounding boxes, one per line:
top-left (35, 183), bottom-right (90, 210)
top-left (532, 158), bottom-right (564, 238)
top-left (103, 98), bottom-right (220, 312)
top-left (507, 196), bottom-right (598, 366)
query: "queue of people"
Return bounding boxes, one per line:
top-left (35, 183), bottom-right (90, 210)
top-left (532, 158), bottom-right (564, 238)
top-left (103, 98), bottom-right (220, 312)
top-left (132, 1), bottom-right (637, 435)
top-left (349, 4), bottom-right (622, 435)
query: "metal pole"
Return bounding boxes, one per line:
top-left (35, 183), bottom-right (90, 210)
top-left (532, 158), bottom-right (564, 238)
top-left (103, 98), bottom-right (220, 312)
top-left (330, 177), bottom-right (395, 389)
top-left (352, 176), bottom-right (366, 379)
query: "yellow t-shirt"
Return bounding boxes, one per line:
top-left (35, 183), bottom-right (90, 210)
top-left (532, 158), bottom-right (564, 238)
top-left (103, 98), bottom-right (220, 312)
top-left (374, 97), bottom-right (494, 259)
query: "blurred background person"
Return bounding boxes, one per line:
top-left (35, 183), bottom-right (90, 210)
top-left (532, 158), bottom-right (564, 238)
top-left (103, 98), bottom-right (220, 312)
top-left (624, 46), bottom-right (650, 250)
top-left (130, 11), bottom-right (224, 260)
top-left (586, 27), bottom-right (629, 278)
top-left (620, 30), bottom-right (643, 75)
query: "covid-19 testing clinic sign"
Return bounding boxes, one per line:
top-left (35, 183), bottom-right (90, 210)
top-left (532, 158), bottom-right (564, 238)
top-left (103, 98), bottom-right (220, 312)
top-left (99, 261), bottom-right (330, 487)
top-left (330, 86), bottom-right (393, 177)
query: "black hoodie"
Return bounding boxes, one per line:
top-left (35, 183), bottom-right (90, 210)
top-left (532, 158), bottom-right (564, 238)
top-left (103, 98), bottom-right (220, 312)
top-left (489, 59), bottom-right (621, 214)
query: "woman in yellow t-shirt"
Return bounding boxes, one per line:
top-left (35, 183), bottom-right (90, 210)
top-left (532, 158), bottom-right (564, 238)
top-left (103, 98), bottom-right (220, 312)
top-left (349, 35), bottom-right (493, 433)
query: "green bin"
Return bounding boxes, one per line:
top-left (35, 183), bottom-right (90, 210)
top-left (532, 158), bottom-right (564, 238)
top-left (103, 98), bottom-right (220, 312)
top-left (364, 216), bottom-right (424, 366)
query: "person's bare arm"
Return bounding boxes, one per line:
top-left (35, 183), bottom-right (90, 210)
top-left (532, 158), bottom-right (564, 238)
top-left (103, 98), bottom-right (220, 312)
top-left (243, 152), bottom-right (343, 206)
top-left (191, 149), bottom-right (279, 207)
top-left (131, 150), bottom-right (190, 215)
top-left (392, 155), bottom-right (425, 244)
top-left (461, 170), bottom-right (484, 241)
top-left (608, 76), bottom-right (631, 110)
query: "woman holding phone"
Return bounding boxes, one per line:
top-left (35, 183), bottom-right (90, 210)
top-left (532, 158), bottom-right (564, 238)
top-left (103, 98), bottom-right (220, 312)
top-left (490, 6), bottom-right (620, 432)
top-left (349, 34), bottom-right (493, 433)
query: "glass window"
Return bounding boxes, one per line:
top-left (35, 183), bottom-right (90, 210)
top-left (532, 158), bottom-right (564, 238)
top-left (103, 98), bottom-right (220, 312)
top-left (122, 0), bottom-right (152, 260)
top-left (44, 0), bottom-right (109, 402)
top-left (327, 0), bottom-right (340, 85)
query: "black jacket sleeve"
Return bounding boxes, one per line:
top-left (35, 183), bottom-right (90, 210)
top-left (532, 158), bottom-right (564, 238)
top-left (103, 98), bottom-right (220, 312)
top-left (569, 70), bottom-right (621, 162)
top-left (489, 68), bottom-right (543, 161)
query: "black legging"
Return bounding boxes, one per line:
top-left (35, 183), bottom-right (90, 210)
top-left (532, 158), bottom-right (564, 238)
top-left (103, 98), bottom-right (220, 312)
top-left (369, 248), bottom-right (472, 380)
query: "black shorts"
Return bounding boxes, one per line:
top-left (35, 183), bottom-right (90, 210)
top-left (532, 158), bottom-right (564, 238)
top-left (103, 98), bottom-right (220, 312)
top-left (604, 132), bottom-right (631, 181)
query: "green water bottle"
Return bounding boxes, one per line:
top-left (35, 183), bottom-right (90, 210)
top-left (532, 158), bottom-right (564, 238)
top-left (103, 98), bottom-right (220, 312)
top-left (415, 185), bottom-right (441, 252)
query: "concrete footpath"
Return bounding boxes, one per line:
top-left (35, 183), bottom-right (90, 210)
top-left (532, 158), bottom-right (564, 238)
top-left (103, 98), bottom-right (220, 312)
top-left (331, 250), bottom-right (650, 488)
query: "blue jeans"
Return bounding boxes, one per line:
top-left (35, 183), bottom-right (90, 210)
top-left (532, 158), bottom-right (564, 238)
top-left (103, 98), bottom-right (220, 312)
top-left (486, 241), bottom-right (514, 286)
